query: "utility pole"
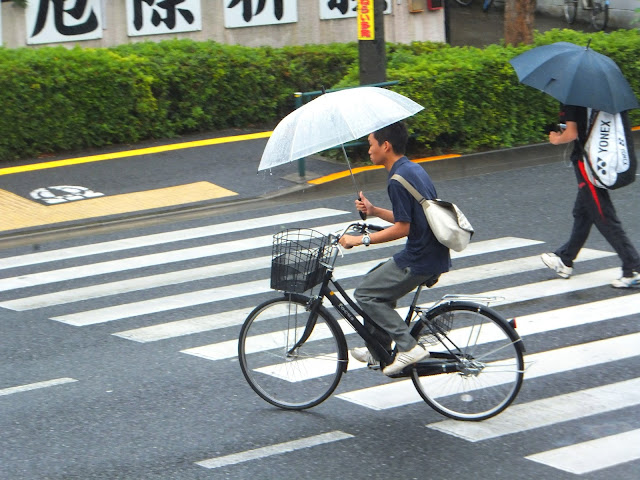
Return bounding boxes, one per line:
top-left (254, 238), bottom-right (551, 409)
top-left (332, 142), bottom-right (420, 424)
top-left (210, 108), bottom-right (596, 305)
top-left (358, 0), bottom-right (387, 85)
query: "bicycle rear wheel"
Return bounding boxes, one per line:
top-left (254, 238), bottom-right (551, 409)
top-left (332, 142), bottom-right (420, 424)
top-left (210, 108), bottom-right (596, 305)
top-left (563, 0), bottom-right (578, 23)
top-left (410, 302), bottom-right (524, 421)
top-left (591, 1), bottom-right (609, 30)
top-left (238, 294), bottom-right (347, 410)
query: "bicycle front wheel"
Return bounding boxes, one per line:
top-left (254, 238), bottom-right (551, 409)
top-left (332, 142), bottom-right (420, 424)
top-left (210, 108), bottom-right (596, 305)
top-left (591, 1), bottom-right (609, 30)
top-left (563, 0), bottom-right (578, 23)
top-left (238, 294), bottom-right (347, 410)
top-left (410, 302), bottom-right (524, 421)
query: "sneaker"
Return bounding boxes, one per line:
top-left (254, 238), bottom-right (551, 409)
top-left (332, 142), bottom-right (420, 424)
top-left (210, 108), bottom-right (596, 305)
top-left (382, 344), bottom-right (429, 376)
top-left (611, 271), bottom-right (640, 289)
top-left (541, 253), bottom-right (573, 279)
top-left (350, 347), bottom-right (380, 368)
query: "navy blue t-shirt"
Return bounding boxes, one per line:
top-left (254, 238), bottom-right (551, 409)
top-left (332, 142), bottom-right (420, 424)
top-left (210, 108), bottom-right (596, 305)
top-left (388, 157), bottom-right (451, 276)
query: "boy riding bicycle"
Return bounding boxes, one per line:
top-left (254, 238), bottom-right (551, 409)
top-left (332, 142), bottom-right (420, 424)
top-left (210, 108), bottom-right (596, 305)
top-left (338, 122), bottom-right (451, 375)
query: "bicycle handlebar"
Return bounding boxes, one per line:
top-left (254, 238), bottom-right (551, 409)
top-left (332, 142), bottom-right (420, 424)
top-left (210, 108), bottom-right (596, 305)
top-left (330, 222), bottom-right (386, 244)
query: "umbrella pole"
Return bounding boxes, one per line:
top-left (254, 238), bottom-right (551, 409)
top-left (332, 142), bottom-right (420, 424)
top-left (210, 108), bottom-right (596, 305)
top-left (341, 144), bottom-right (367, 221)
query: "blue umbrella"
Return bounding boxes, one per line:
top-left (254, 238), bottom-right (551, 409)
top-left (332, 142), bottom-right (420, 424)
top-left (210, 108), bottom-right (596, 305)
top-left (509, 41), bottom-right (639, 114)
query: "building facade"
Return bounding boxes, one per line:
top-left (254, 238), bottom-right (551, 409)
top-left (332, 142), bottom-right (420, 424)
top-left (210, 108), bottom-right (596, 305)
top-left (0, 1), bottom-right (446, 48)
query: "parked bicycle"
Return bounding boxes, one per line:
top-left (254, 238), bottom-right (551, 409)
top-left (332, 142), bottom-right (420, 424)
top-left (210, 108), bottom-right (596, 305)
top-left (238, 224), bottom-right (526, 421)
top-left (564, 0), bottom-right (609, 30)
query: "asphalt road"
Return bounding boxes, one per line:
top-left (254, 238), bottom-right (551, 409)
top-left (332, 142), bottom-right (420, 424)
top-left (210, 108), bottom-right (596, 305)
top-left (1, 160), bottom-right (639, 480)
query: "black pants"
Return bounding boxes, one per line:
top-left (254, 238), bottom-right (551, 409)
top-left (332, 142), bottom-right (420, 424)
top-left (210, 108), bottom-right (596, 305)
top-left (555, 161), bottom-right (640, 277)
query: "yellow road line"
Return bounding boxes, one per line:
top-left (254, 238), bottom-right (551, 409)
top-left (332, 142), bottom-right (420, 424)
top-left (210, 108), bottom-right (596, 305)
top-left (0, 131), bottom-right (273, 177)
top-left (308, 154), bottom-right (462, 185)
top-left (0, 182), bottom-right (237, 232)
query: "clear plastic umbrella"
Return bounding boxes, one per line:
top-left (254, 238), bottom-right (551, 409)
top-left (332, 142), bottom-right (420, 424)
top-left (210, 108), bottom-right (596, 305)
top-left (258, 86), bottom-right (424, 171)
top-left (258, 86), bottom-right (424, 219)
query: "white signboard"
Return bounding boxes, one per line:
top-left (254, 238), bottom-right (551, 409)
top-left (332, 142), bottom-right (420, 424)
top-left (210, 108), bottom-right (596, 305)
top-left (224, 0), bottom-right (297, 29)
top-left (26, 0), bottom-right (103, 45)
top-left (126, 0), bottom-right (202, 37)
top-left (320, 0), bottom-right (391, 20)
top-left (0, 3), bottom-right (3, 47)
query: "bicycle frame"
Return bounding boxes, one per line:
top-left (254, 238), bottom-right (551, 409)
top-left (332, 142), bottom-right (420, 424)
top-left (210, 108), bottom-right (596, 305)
top-left (286, 268), bottom-right (398, 368)
top-left (285, 223), bottom-right (438, 369)
top-left (290, 270), bottom-right (510, 377)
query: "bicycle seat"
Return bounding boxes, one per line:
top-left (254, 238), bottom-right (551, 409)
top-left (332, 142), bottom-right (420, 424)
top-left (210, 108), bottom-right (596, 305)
top-left (422, 274), bottom-right (440, 288)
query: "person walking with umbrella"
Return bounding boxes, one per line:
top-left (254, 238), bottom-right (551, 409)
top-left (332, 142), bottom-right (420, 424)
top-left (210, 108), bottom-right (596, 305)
top-left (338, 121), bottom-right (451, 375)
top-left (509, 42), bottom-right (640, 288)
top-left (541, 104), bottom-right (640, 288)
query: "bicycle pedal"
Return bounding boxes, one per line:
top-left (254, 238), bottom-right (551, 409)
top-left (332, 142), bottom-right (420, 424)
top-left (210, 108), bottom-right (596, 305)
top-left (367, 363), bottom-right (381, 371)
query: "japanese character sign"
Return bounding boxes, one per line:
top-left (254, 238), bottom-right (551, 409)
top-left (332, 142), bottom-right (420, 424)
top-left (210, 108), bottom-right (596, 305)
top-left (224, 0), bottom-right (297, 29)
top-left (320, 0), bottom-right (390, 20)
top-left (25, 0), bottom-right (103, 45)
top-left (126, 0), bottom-right (202, 37)
top-left (357, 0), bottom-right (373, 40)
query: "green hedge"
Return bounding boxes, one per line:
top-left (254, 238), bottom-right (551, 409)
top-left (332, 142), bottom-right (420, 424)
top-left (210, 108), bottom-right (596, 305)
top-left (0, 40), bottom-right (357, 161)
top-left (0, 47), bottom-right (157, 159)
top-left (0, 29), bottom-right (638, 162)
top-left (337, 29), bottom-right (640, 152)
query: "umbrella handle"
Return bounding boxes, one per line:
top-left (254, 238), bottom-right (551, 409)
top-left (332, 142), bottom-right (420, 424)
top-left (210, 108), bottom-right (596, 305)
top-left (358, 197), bottom-right (367, 220)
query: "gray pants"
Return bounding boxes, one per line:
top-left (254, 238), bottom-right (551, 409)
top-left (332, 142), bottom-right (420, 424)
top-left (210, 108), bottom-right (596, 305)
top-left (354, 259), bottom-right (432, 359)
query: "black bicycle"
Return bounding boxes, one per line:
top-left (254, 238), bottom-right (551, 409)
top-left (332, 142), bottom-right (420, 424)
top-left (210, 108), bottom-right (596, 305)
top-left (238, 224), bottom-right (525, 421)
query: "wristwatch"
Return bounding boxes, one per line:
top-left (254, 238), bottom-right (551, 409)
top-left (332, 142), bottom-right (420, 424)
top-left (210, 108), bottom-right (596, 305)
top-left (362, 233), bottom-right (371, 247)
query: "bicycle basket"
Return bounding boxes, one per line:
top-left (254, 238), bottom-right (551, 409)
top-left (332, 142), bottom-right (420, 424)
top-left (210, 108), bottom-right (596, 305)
top-left (417, 311), bottom-right (454, 346)
top-left (271, 228), bottom-right (330, 293)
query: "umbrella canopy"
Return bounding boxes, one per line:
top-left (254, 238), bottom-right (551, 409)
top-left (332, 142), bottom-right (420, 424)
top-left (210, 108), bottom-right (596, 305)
top-left (509, 41), bottom-right (639, 114)
top-left (258, 86), bottom-right (424, 171)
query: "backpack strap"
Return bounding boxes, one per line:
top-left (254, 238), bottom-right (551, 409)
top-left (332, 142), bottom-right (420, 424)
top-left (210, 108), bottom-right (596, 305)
top-left (391, 174), bottom-right (428, 205)
top-left (575, 108), bottom-right (598, 157)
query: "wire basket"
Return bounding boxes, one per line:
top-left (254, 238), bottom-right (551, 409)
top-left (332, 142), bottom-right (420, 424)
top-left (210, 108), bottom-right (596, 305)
top-left (271, 228), bottom-right (331, 293)
top-left (417, 311), bottom-right (454, 346)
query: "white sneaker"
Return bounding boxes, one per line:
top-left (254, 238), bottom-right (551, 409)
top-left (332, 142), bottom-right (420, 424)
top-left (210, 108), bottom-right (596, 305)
top-left (541, 253), bottom-right (573, 279)
top-left (382, 344), bottom-right (429, 376)
top-left (350, 347), bottom-right (379, 367)
top-left (611, 271), bottom-right (640, 289)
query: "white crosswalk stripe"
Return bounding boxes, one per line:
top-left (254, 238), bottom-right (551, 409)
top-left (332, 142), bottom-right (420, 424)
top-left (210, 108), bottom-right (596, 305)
top-left (1, 205), bottom-right (638, 475)
top-left (44, 237), bottom-right (543, 326)
top-left (427, 377), bottom-right (640, 441)
top-left (0, 208), bottom-right (348, 271)
top-left (335, 331), bottom-right (640, 409)
top-left (525, 429), bottom-right (640, 475)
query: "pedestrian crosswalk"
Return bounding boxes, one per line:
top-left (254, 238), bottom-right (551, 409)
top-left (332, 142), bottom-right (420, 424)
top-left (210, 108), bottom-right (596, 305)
top-left (1, 206), bottom-right (638, 476)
